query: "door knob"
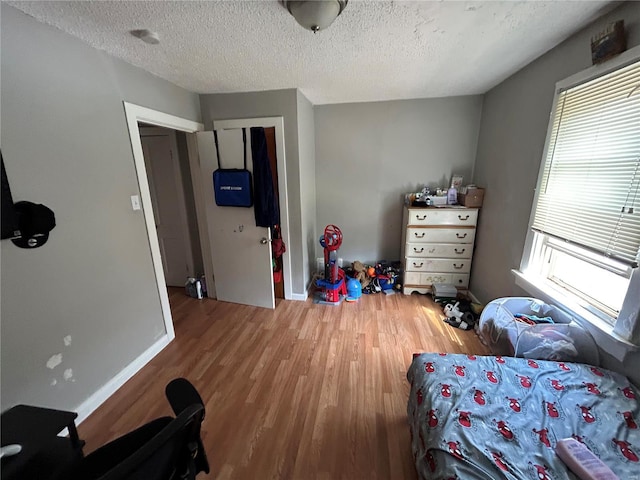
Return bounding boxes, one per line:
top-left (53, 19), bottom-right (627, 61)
top-left (260, 237), bottom-right (269, 244)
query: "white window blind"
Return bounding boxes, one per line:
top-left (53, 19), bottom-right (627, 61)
top-left (532, 59), bottom-right (640, 267)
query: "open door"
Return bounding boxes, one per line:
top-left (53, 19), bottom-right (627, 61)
top-left (140, 128), bottom-right (195, 287)
top-left (196, 129), bottom-right (275, 309)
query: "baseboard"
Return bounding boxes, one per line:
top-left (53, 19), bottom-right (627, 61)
top-left (74, 334), bottom-right (172, 425)
top-left (467, 291), bottom-right (481, 303)
top-left (291, 292), bottom-right (308, 301)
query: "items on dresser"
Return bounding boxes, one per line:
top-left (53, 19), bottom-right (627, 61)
top-left (427, 196), bottom-right (448, 206)
top-left (458, 185), bottom-right (485, 207)
top-left (405, 192), bottom-right (448, 207)
top-left (401, 205), bottom-right (478, 295)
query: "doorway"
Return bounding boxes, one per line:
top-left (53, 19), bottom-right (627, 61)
top-left (263, 126), bottom-right (284, 299)
top-left (125, 104), bottom-right (292, 321)
top-left (195, 117), bottom-right (292, 309)
top-left (123, 102), bottom-right (210, 340)
top-left (139, 125), bottom-right (204, 288)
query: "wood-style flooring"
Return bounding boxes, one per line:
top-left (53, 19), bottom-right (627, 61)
top-left (78, 289), bottom-right (489, 479)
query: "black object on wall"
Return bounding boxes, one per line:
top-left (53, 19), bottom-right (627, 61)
top-left (1, 151), bottom-right (56, 248)
top-left (1, 153), bottom-right (20, 239)
top-left (11, 201), bottom-right (56, 249)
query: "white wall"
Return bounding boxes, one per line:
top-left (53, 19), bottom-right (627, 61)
top-left (314, 96), bottom-right (483, 264)
top-left (297, 91), bottom-right (317, 288)
top-left (471, 2), bottom-right (640, 383)
top-left (0, 6), bottom-right (202, 411)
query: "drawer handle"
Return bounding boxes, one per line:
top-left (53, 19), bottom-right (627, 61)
top-left (413, 247), bottom-right (424, 253)
top-left (456, 233), bottom-right (467, 239)
top-left (458, 279), bottom-right (464, 284)
top-left (454, 248), bottom-right (466, 254)
top-left (458, 214), bottom-right (470, 221)
top-left (413, 262), bottom-right (424, 268)
top-left (415, 214), bottom-right (427, 221)
top-left (414, 232), bottom-right (426, 238)
top-left (453, 263), bottom-right (464, 269)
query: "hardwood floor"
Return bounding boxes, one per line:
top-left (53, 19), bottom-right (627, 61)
top-left (78, 289), bottom-right (489, 479)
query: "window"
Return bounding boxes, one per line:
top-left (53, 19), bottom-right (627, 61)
top-left (521, 49), bottom-right (640, 329)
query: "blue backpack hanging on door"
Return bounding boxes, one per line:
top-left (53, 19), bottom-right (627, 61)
top-left (212, 128), bottom-right (253, 207)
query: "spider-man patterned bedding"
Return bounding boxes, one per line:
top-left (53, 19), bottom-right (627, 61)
top-left (407, 353), bottom-right (640, 480)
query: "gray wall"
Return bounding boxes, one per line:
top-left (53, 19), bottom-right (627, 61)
top-left (471, 2), bottom-right (640, 302)
top-left (470, 2), bottom-right (640, 383)
top-left (0, 5), bottom-right (201, 411)
top-left (314, 96), bottom-right (483, 264)
top-left (297, 91), bottom-right (317, 286)
top-left (199, 90), bottom-right (309, 295)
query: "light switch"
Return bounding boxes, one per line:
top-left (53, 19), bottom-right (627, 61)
top-left (131, 195), bottom-right (141, 211)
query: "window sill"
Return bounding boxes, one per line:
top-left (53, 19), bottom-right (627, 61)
top-left (512, 269), bottom-right (638, 360)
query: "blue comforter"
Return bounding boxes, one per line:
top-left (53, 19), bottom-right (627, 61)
top-left (407, 353), bottom-right (640, 480)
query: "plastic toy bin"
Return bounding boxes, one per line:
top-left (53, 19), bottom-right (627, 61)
top-left (478, 297), bottom-right (598, 366)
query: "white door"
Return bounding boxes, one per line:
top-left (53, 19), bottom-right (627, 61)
top-left (141, 130), bottom-right (194, 287)
top-left (196, 129), bottom-right (275, 309)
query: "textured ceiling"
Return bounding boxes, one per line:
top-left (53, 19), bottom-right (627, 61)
top-left (7, 1), bottom-right (615, 104)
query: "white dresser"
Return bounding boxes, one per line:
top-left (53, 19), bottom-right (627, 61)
top-left (401, 205), bottom-right (478, 295)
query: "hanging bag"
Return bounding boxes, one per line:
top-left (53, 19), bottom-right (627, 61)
top-left (212, 128), bottom-right (253, 207)
top-left (271, 225), bottom-right (286, 259)
top-left (272, 225), bottom-right (286, 284)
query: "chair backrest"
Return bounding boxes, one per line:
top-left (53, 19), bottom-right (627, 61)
top-left (166, 378), bottom-right (205, 417)
top-left (97, 404), bottom-right (204, 480)
top-left (165, 378), bottom-right (210, 475)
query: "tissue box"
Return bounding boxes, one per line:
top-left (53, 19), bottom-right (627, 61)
top-left (426, 196), bottom-right (448, 206)
top-left (458, 188), bottom-right (484, 207)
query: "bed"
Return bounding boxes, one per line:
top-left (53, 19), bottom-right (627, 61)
top-left (407, 353), bottom-right (640, 480)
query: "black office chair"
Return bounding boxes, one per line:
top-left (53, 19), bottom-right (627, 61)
top-left (72, 378), bottom-right (210, 480)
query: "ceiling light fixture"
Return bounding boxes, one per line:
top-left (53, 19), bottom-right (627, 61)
top-left (283, 0), bottom-right (348, 34)
top-left (130, 29), bottom-right (160, 45)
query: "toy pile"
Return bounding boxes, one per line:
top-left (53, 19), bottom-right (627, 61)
top-left (432, 284), bottom-right (484, 331)
top-left (442, 301), bottom-right (476, 330)
top-left (343, 260), bottom-right (403, 295)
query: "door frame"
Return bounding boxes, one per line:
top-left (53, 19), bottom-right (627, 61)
top-left (213, 117), bottom-right (293, 300)
top-left (123, 102), bottom-right (207, 340)
top-left (139, 127), bottom-right (196, 281)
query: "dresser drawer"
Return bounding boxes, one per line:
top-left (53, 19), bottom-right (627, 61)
top-left (405, 258), bottom-right (430, 272)
top-left (407, 228), bottom-right (476, 244)
top-left (404, 272), bottom-right (470, 287)
top-left (405, 243), bottom-right (473, 258)
top-left (407, 208), bottom-right (477, 226)
top-left (404, 272), bottom-right (423, 285)
top-left (422, 273), bottom-right (455, 285)
top-left (405, 258), bottom-right (471, 273)
top-left (404, 272), bottom-right (453, 285)
top-left (451, 274), bottom-right (470, 288)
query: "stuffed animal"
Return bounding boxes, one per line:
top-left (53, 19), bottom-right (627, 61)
top-left (444, 302), bottom-right (476, 331)
top-left (352, 261), bottom-right (372, 288)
